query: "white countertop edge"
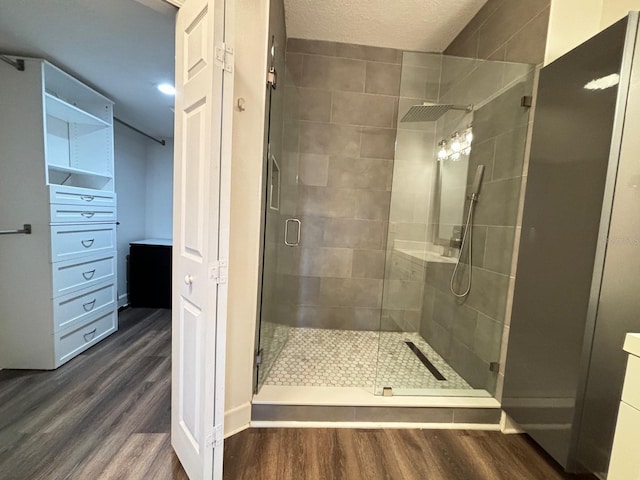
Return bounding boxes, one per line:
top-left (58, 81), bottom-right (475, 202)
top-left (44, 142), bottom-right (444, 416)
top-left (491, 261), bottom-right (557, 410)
top-left (624, 333), bottom-right (640, 357)
top-left (129, 238), bottom-right (173, 246)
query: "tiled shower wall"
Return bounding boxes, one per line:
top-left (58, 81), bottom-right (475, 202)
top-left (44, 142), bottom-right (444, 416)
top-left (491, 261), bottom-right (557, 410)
top-left (445, 0), bottom-right (550, 65)
top-left (280, 38), bottom-right (403, 331)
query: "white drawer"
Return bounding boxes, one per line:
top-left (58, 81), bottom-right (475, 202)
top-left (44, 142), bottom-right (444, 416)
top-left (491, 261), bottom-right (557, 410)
top-left (49, 185), bottom-right (116, 207)
top-left (622, 355), bottom-right (640, 409)
top-left (55, 307), bottom-right (117, 366)
top-left (608, 401), bottom-right (640, 479)
top-left (54, 281), bottom-right (116, 331)
top-left (52, 254), bottom-right (116, 297)
top-left (51, 224), bottom-right (116, 262)
top-left (50, 204), bottom-right (116, 224)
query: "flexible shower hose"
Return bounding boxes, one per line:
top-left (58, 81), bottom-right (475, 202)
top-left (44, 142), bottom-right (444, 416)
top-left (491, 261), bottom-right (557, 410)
top-left (450, 198), bottom-right (477, 298)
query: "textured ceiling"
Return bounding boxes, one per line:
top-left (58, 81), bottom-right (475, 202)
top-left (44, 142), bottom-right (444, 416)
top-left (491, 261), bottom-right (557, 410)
top-left (284, 0), bottom-right (487, 52)
top-left (0, 0), bottom-right (175, 139)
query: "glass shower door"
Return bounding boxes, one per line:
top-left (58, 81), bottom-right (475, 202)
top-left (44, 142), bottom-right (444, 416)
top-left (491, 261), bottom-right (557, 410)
top-left (256, 63), bottom-right (301, 391)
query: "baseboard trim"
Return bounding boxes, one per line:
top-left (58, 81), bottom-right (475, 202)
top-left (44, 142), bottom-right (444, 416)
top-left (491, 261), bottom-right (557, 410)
top-left (251, 420), bottom-right (501, 431)
top-left (225, 402), bottom-right (252, 438)
top-left (500, 411), bottom-right (524, 434)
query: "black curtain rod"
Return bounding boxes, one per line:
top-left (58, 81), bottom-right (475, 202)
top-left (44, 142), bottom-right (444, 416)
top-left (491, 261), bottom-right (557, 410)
top-left (0, 55), bottom-right (25, 71)
top-left (114, 117), bottom-right (166, 146)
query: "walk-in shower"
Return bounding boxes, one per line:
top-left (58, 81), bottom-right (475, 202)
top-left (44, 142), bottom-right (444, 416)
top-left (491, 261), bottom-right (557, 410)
top-left (256, 39), bottom-right (534, 400)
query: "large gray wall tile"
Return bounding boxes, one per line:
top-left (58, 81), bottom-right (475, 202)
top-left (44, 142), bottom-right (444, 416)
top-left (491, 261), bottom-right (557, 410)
top-left (298, 153), bottom-right (329, 187)
top-left (477, 0), bottom-right (549, 59)
top-left (300, 247), bottom-right (353, 277)
top-left (287, 38), bottom-right (337, 56)
top-left (444, 0), bottom-right (549, 66)
top-left (285, 52), bottom-right (303, 86)
top-left (299, 215), bottom-right (326, 247)
top-left (504, 8), bottom-right (550, 65)
top-left (360, 128), bottom-right (397, 159)
top-left (483, 226), bottom-right (516, 275)
top-left (354, 190), bottom-right (391, 220)
top-left (403, 52), bottom-right (443, 69)
top-left (295, 306), bottom-right (381, 330)
top-left (493, 126), bottom-right (527, 181)
top-left (474, 177), bottom-right (521, 227)
top-left (328, 157), bottom-right (393, 191)
top-left (322, 218), bottom-right (386, 249)
top-left (336, 43), bottom-right (401, 64)
top-left (298, 122), bottom-right (361, 156)
top-left (474, 313), bottom-right (503, 363)
top-left (365, 62), bottom-right (402, 96)
top-left (300, 54), bottom-right (330, 89)
top-left (464, 267), bottom-right (509, 321)
top-left (352, 249), bottom-right (386, 279)
top-left (332, 92), bottom-right (396, 128)
top-left (296, 88), bottom-right (332, 122)
top-left (319, 277), bottom-right (383, 308)
top-left (330, 58), bottom-right (367, 93)
top-left (298, 185), bottom-right (357, 218)
top-left (468, 138), bottom-right (495, 184)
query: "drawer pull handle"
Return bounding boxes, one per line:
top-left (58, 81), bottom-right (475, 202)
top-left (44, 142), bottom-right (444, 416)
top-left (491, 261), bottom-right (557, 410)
top-left (83, 328), bottom-right (97, 342)
top-left (81, 239), bottom-right (95, 248)
top-left (80, 195), bottom-right (95, 202)
top-left (81, 212), bottom-right (96, 218)
top-left (82, 269), bottom-right (96, 280)
top-left (82, 299), bottom-right (97, 312)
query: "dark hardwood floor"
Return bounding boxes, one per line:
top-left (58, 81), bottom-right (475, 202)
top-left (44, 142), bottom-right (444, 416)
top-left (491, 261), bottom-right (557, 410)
top-left (0, 307), bottom-right (188, 480)
top-left (0, 308), bottom-right (595, 480)
top-left (224, 428), bottom-right (595, 480)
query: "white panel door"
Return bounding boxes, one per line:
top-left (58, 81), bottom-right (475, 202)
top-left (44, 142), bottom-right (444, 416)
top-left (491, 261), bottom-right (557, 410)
top-left (171, 0), bottom-right (233, 478)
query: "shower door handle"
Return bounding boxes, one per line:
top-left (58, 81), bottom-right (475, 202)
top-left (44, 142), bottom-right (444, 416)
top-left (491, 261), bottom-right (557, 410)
top-left (284, 218), bottom-right (301, 247)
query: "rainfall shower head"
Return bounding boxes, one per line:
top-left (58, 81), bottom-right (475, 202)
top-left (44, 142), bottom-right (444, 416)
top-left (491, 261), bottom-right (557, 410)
top-left (400, 103), bottom-right (473, 123)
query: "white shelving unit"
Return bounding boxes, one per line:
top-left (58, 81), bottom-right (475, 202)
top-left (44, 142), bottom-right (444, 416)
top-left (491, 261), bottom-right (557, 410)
top-left (0, 58), bottom-right (118, 369)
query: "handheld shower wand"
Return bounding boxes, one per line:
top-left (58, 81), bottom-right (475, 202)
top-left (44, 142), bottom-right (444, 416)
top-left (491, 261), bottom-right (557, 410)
top-left (450, 165), bottom-right (485, 298)
top-left (470, 164), bottom-right (485, 201)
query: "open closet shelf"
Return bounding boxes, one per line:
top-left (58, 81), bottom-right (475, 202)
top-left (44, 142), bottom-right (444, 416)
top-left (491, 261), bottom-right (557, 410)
top-left (45, 93), bottom-right (111, 128)
top-left (48, 164), bottom-right (112, 181)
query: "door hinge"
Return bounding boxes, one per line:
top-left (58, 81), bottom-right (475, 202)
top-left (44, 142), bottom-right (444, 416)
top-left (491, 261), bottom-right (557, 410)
top-left (215, 43), bottom-right (234, 73)
top-left (489, 362), bottom-right (500, 373)
top-left (267, 67), bottom-right (277, 89)
top-left (255, 348), bottom-right (264, 366)
top-left (209, 259), bottom-right (228, 284)
top-left (206, 424), bottom-right (224, 449)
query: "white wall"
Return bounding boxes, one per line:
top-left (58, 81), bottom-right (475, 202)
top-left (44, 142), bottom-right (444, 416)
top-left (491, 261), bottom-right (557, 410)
top-left (114, 125), bottom-right (174, 307)
top-left (114, 123), bottom-right (147, 307)
top-left (145, 139), bottom-right (173, 239)
top-left (224, 0), bottom-right (270, 437)
top-left (600, 0), bottom-right (639, 28)
top-left (545, 0), bottom-right (637, 64)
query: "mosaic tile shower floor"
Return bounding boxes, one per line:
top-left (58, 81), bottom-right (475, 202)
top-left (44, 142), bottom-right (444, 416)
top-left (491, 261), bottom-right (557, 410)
top-left (263, 327), bottom-right (472, 393)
